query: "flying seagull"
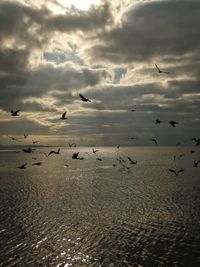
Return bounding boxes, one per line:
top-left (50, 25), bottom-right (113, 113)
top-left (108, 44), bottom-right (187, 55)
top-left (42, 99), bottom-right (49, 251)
top-left (17, 163), bottom-right (27, 169)
top-left (48, 148), bottom-right (60, 156)
top-left (23, 146), bottom-right (33, 153)
top-left (32, 139), bottom-right (39, 144)
top-left (168, 168), bottom-right (185, 176)
top-left (155, 119), bottom-right (161, 124)
top-left (127, 157), bottom-right (137, 165)
top-left (60, 112), bottom-right (68, 120)
top-left (72, 152), bottom-right (79, 159)
top-left (79, 94), bottom-right (91, 102)
top-left (169, 121), bottom-right (179, 127)
top-left (151, 138), bottom-right (158, 145)
top-left (24, 134), bottom-right (28, 139)
top-left (7, 135), bottom-right (21, 142)
top-left (11, 109), bottom-right (20, 116)
top-left (193, 160), bottom-right (200, 168)
top-left (92, 148), bottom-right (99, 154)
top-left (155, 64), bottom-right (170, 74)
top-left (32, 162), bottom-right (42, 166)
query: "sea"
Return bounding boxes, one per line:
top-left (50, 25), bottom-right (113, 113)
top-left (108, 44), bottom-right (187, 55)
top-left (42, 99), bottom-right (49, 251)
top-left (0, 146), bottom-right (200, 267)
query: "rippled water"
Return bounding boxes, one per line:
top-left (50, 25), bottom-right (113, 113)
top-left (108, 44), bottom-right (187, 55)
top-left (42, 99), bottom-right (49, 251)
top-left (0, 147), bottom-right (200, 266)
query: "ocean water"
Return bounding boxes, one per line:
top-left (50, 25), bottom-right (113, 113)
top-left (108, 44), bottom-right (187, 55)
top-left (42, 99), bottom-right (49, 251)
top-left (0, 147), bottom-right (200, 267)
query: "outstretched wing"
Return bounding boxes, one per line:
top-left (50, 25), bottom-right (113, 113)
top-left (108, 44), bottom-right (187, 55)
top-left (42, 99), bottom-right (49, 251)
top-left (178, 169), bottom-right (184, 174)
top-left (168, 169), bottom-right (177, 176)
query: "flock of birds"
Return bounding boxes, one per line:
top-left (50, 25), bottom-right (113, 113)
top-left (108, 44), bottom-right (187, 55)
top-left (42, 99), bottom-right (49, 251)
top-left (5, 64), bottom-right (200, 176)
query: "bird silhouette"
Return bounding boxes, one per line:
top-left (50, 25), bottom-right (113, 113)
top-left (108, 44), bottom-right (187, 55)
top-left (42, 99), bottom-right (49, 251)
top-left (17, 163), bottom-right (27, 169)
top-left (11, 109), bottom-right (20, 116)
top-left (128, 137), bottom-right (138, 140)
top-left (96, 158), bottom-right (102, 161)
top-left (131, 109), bottom-right (136, 112)
top-left (24, 134), bottom-right (28, 139)
top-left (193, 160), bottom-right (200, 168)
top-left (192, 138), bottom-right (200, 146)
top-left (92, 148), bottom-right (99, 154)
top-left (168, 168), bottom-right (185, 176)
top-left (169, 121), bottom-right (178, 127)
top-left (23, 146), bottom-right (33, 153)
top-left (155, 119), bottom-right (161, 124)
top-left (79, 94), bottom-right (91, 102)
top-left (48, 148), bottom-right (60, 156)
top-left (72, 152), bottom-right (79, 159)
top-left (190, 150), bottom-right (195, 154)
top-left (151, 138), bottom-right (158, 145)
top-left (32, 139), bottom-right (39, 144)
top-left (7, 135), bottom-right (21, 142)
top-left (155, 64), bottom-right (170, 74)
top-left (32, 162), bottom-right (42, 166)
top-left (60, 112), bottom-right (68, 120)
top-left (127, 157), bottom-right (137, 165)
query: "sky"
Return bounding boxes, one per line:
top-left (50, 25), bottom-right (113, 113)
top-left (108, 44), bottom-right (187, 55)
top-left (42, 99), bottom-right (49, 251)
top-left (0, 0), bottom-right (200, 146)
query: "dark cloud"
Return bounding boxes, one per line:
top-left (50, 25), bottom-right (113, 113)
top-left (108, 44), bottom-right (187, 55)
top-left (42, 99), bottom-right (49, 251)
top-left (88, 1), bottom-right (200, 63)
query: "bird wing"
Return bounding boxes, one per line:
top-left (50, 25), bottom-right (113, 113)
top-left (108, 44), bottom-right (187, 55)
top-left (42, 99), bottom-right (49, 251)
top-left (168, 169), bottom-right (177, 175)
top-left (155, 64), bottom-right (160, 71)
top-left (16, 109), bottom-right (20, 114)
top-left (128, 157), bottom-right (134, 164)
top-left (62, 112), bottom-right (66, 118)
top-left (48, 151), bottom-right (55, 156)
top-left (178, 169), bottom-right (184, 174)
top-left (79, 94), bottom-right (86, 100)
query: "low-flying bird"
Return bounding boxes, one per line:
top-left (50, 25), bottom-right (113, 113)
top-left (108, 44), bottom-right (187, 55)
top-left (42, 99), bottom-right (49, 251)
top-left (72, 152), bottom-right (79, 159)
top-left (96, 158), bottom-right (102, 162)
top-left (168, 168), bottom-right (185, 176)
top-left (24, 134), bottom-right (28, 139)
top-left (7, 135), bottom-right (21, 142)
top-left (79, 94), bottom-right (91, 102)
top-left (155, 64), bottom-right (170, 74)
top-left (17, 163), bottom-right (27, 169)
top-left (60, 112), bottom-right (68, 120)
top-left (151, 138), bottom-right (158, 145)
top-left (155, 119), bottom-right (161, 124)
top-left (32, 139), bottom-right (39, 144)
top-left (23, 146), bottom-right (33, 153)
top-left (48, 148), bottom-right (60, 156)
top-left (128, 137), bottom-right (137, 140)
top-left (131, 109), bottom-right (136, 112)
top-left (190, 150), bottom-right (195, 154)
top-left (169, 121), bottom-right (179, 127)
top-left (11, 109), bottom-right (20, 116)
top-left (92, 148), bottom-right (99, 154)
top-left (193, 160), bottom-right (200, 168)
top-left (32, 162), bottom-right (42, 166)
top-left (127, 157), bottom-right (137, 165)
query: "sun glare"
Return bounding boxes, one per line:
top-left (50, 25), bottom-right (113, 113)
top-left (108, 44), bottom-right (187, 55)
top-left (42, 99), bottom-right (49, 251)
top-left (58, 0), bottom-right (100, 10)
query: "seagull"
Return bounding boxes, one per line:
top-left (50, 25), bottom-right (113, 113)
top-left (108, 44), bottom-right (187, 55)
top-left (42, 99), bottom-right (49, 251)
top-left (169, 121), bottom-right (179, 127)
top-left (7, 135), bottom-right (21, 142)
top-left (193, 160), bottom-right (200, 168)
top-left (96, 158), bottom-right (102, 162)
top-left (155, 64), bottom-right (170, 74)
top-left (155, 119), bottom-right (161, 124)
top-left (32, 162), bottom-right (42, 166)
top-left (48, 148), bottom-right (60, 156)
top-left (24, 134), bottom-right (28, 139)
top-left (127, 157), bottom-right (137, 165)
top-left (32, 139), bottom-right (39, 144)
top-left (17, 163), bottom-right (27, 169)
top-left (11, 109), bottom-right (20, 116)
top-left (151, 138), bottom-right (158, 145)
top-left (60, 112), bottom-right (68, 120)
top-left (23, 146), bottom-right (33, 153)
top-left (168, 168), bottom-right (185, 176)
top-left (113, 164), bottom-right (117, 167)
top-left (72, 152), bottom-right (79, 159)
top-left (92, 148), bottom-right (99, 154)
top-left (79, 94), bottom-right (91, 102)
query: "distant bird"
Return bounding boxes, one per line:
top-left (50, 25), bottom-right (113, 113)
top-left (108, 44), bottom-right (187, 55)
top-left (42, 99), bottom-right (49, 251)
top-left (32, 139), bottom-right (39, 144)
top-left (96, 158), bottom-right (102, 162)
top-left (128, 137), bottom-right (138, 140)
top-left (24, 134), bottom-right (28, 139)
top-left (7, 135), bottom-right (21, 142)
top-left (32, 162), bottom-right (42, 166)
top-left (92, 148), bottom-right (99, 154)
top-left (64, 164), bottom-right (69, 168)
top-left (11, 109), bottom-right (20, 116)
top-left (17, 163), bottom-right (27, 169)
top-left (193, 160), bottom-right (200, 168)
top-left (127, 157), bottom-right (137, 165)
top-left (72, 152), bottom-right (79, 159)
top-left (169, 121), bottom-right (178, 127)
top-left (68, 143), bottom-right (76, 148)
top-left (190, 150), bottom-right (195, 154)
top-left (79, 94), bottom-right (91, 102)
top-left (168, 168), bottom-right (185, 176)
top-left (151, 138), bottom-right (158, 145)
top-left (155, 64), bottom-right (170, 74)
top-left (113, 164), bottom-right (117, 167)
top-left (60, 112), bottom-right (68, 120)
top-left (155, 119), bottom-right (161, 124)
top-left (131, 109), bottom-right (136, 112)
top-left (117, 145), bottom-right (120, 149)
top-left (48, 148), bottom-right (60, 156)
top-left (23, 146), bottom-right (33, 153)
top-left (192, 138), bottom-right (200, 146)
